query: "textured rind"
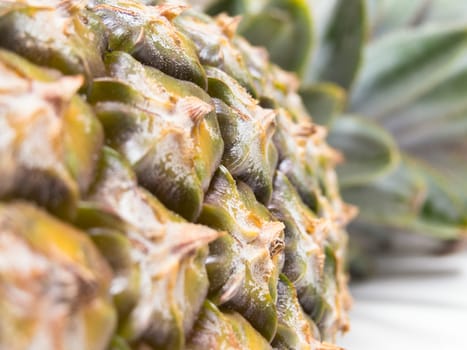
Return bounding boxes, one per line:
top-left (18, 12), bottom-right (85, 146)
top-left (0, 202), bottom-right (117, 350)
top-left (0, 0), bottom-right (352, 349)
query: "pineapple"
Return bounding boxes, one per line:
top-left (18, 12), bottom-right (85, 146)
top-left (0, 0), bottom-right (352, 349)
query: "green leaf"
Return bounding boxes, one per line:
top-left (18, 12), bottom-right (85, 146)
top-left (365, 0), bottom-right (429, 38)
top-left (342, 158), bottom-right (467, 239)
top-left (420, 165), bottom-right (467, 228)
top-left (328, 116), bottom-right (400, 187)
top-left (398, 107), bottom-right (467, 150)
top-left (237, 0), bottom-right (314, 75)
top-left (207, 0), bottom-right (270, 15)
top-left (422, 0), bottom-right (467, 25)
top-left (350, 24), bottom-right (467, 118)
top-left (299, 82), bottom-right (346, 126)
top-left (408, 140), bottom-right (467, 208)
top-left (362, 46), bottom-right (467, 206)
top-left (342, 158), bottom-right (424, 222)
top-left (381, 54), bottom-right (467, 147)
top-left (305, 0), bottom-right (367, 89)
top-left (365, 0), bottom-right (467, 39)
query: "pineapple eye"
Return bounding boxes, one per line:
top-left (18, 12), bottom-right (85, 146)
top-left (269, 237), bottom-right (285, 257)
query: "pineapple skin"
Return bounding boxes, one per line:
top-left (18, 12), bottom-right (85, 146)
top-left (0, 1), bottom-right (353, 349)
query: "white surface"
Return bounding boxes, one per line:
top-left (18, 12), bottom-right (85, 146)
top-left (338, 252), bottom-right (467, 350)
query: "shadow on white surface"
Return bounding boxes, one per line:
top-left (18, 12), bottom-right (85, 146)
top-left (338, 252), bottom-right (467, 350)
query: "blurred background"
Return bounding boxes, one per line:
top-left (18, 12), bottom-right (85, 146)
top-left (340, 250), bottom-right (467, 349)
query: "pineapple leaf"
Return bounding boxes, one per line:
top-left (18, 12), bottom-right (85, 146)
top-left (299, 82), bottom-right (346, 127)
top-left (381, 52), bottom-right (467, 148)
top-left (365, 0), bottom-right (429, 38)
top-left (350, 23), bottom-right (467, 118)
top-left (342, 157), bottom-right (467, 239)
top-left (409, 140), bottom-right (467, 205)
top-left (366, 0), bottom-right (467, 38)
top-left (305, 0), bottom-right (367, 89)
top-left (328, 116), bottom-right (400, 188)
top-left (233, 0), bottom-right (314, 75)
top-left (422, 0), bottom-right (467, 25)
top-left (206, 0), bottom-right (261, 14)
